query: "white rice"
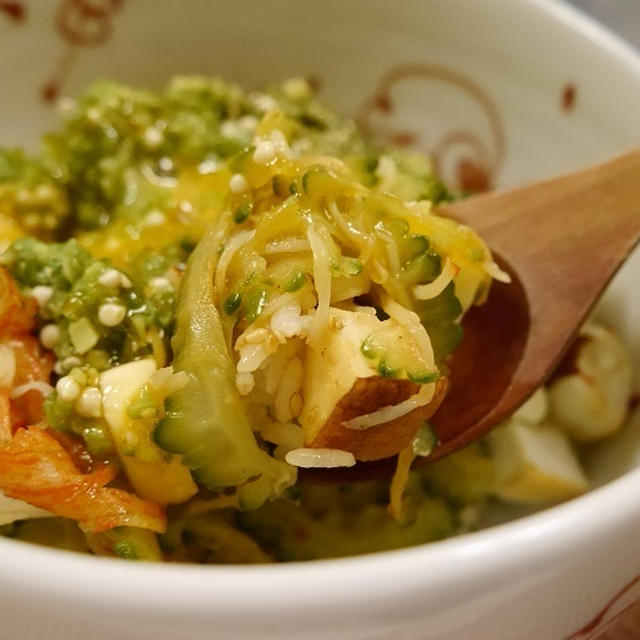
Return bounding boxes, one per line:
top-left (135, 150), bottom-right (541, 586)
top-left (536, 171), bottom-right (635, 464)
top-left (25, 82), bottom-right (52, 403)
top-left (259, 421), bottom-right (305, 450)
top-left (274, 355), bottom-right (304, 422)
top-left (285, 447), bottom-right (356, 468)
top-left (270, 303), bottom-right (307, 341)
top-left (235, 372), bottom-right (256, 396)
top-left (236, 341), bottom-right (278, 374)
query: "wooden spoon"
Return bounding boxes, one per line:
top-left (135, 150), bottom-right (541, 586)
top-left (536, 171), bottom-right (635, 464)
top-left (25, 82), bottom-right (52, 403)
top-left (304, 148), bottom-right (640, 482)
top-left (429, 147), bottom-right (640, 460)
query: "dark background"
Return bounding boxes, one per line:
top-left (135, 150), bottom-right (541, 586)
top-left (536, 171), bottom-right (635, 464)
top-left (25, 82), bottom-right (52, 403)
top-left (569, 0), bottom-right (640, 48)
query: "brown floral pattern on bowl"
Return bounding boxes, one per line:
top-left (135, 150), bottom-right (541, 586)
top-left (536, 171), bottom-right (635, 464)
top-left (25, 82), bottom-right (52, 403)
top-left (43, 0), bottom-right (125, 102)
top-left (356, 63), bottom-right (506, 193)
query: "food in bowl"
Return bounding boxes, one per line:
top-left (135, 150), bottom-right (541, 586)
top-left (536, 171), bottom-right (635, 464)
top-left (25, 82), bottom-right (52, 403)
top-left (0, 76), bottom-right (634, 562)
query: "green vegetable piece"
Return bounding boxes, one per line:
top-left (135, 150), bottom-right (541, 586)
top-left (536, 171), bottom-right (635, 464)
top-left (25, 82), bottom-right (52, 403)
top-left (113, 540), bottom-right (139, 560)
top-left (341, 257), bottom-right (363, 276)
top-left (284, 270), bottom-right (306, 292)
top-left (88, 526), bottom-right (162, 561)
top-left (82, 425), bottom-right (115, 457)
top-left (400, 251), bottom-right (441, 287)
top-left (154, 221), bottom-right (296, 499)
top-left (360, 335), bottom-right (379, 360)
top-left (233, 202), bottom-right (252, 224)
top-left (414, 282), bottom-right (463, 363)
top-left (407, 371), bottom-right (438, 385)
top-left (223, 291), bottom-right (242, 315)
top-left (377, 357), bottom-right (399, 379)
top-left (271, 175), bottom-right (289, 197)
top-left (242, 287), bottom-right (269, 323)
top-left (68, 317), bottom-right (99, 354)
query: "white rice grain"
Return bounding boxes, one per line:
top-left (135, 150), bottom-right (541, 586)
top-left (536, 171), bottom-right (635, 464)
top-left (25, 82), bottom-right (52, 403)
top-left (285, 448), bottom-right (356, 468)
top-left (274, 355), bottom-right (303, 422)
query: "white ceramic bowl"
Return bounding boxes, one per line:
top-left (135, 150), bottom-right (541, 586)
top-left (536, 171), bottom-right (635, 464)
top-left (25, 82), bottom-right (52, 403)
top-left (1, 1), bottom-right (640, 638)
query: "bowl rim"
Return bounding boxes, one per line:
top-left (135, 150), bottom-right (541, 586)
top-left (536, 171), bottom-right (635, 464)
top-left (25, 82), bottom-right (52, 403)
top-left (2, 0), bottom-right (640, 624)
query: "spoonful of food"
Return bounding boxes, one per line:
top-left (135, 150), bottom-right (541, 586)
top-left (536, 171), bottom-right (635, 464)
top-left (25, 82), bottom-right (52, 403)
top-left (305, 147), bottom-right (640, 481)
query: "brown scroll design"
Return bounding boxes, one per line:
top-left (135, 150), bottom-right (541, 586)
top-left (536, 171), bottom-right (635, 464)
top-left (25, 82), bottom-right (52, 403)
top-left (566, 571), bottom-right (640, 639)
top-left (42, 0), bottom-right (124, 103)
top-left (356, 64), bottom-right (506, 193)
top-left (0, 1), bottom-right (25, 22)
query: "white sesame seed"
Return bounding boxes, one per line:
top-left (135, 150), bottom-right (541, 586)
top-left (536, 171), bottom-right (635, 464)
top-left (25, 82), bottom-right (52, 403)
top-left (31, 285), bottom-right (54, 306)
top-left (119, 274), bottom-right (132, 289)
top-left (15, 188), bottom-right (31, 205)
top-left (56, 376), bottom-right (81, 402)
top-left (143, 126), bottom-right (164, 149)
top-left (35, 184), bottom-right (56, 200)
top-left (220, 120), bottom-right (242, 139)
top-left (282, 77), bottom-right (310, 101)
top-left (198, 158), bottom-right (220, 175)
top-left (158, 157), bottom-right (173, 172)
top-left (269, 129), bottom-right (292, 158)
top-left (148, 276), bottom-right (171, 291)
top-left (87, 107), bottom-right (101, 123)
top-left (178, 200), bottom-right (193, 214)
top-left (98, 303), bottom-right (127, 327)
top-left (98, 268), bottom-right (122, 288)
top-left (229, 173), bottom-right (248, 194)
top-left (75, 386), bottom-right (102, 418)
top-left (62, 356), bottom-right (82, 371)
top-left (39, 324), bottom-right (60, 349)
top-left (144, 209), bottom-right (166, 226)
top-left (238, 115), bottom-right (258, 131)
top-left (291, 137), bottom-right (312, 156)
top-left (235, 372), bottom-right (255, 396)
top-left (56, 97), bottom-right (76, 114)
top-left (251, 93), bottom-right (278, 113)
top-left (253, 140), bottom-right (276, 165)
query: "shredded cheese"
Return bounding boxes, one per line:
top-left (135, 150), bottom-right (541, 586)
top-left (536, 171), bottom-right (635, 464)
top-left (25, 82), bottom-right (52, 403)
top-left (413, 258), bottom-right (459, 300)
top-left (342, 383), bottom-right (435, 430)
top-left (264, 237), bottom-right (310, 254)
top-left (484, 260), bottom-right (512, 283)
top-left (388, 445), bottom-right (416, 522)
top-left (214, 229), bottom-right (256, 294)
top-left (381, 293), bottom-right (436, 368)
top-left (306, 226), bottom-right (332, 344)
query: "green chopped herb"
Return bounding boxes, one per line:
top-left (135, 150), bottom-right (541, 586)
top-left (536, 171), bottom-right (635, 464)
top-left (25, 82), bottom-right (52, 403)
top-left (284, 270), bottom-right (306, 292)
top-left (223, 291), bottom-right (242, 315)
